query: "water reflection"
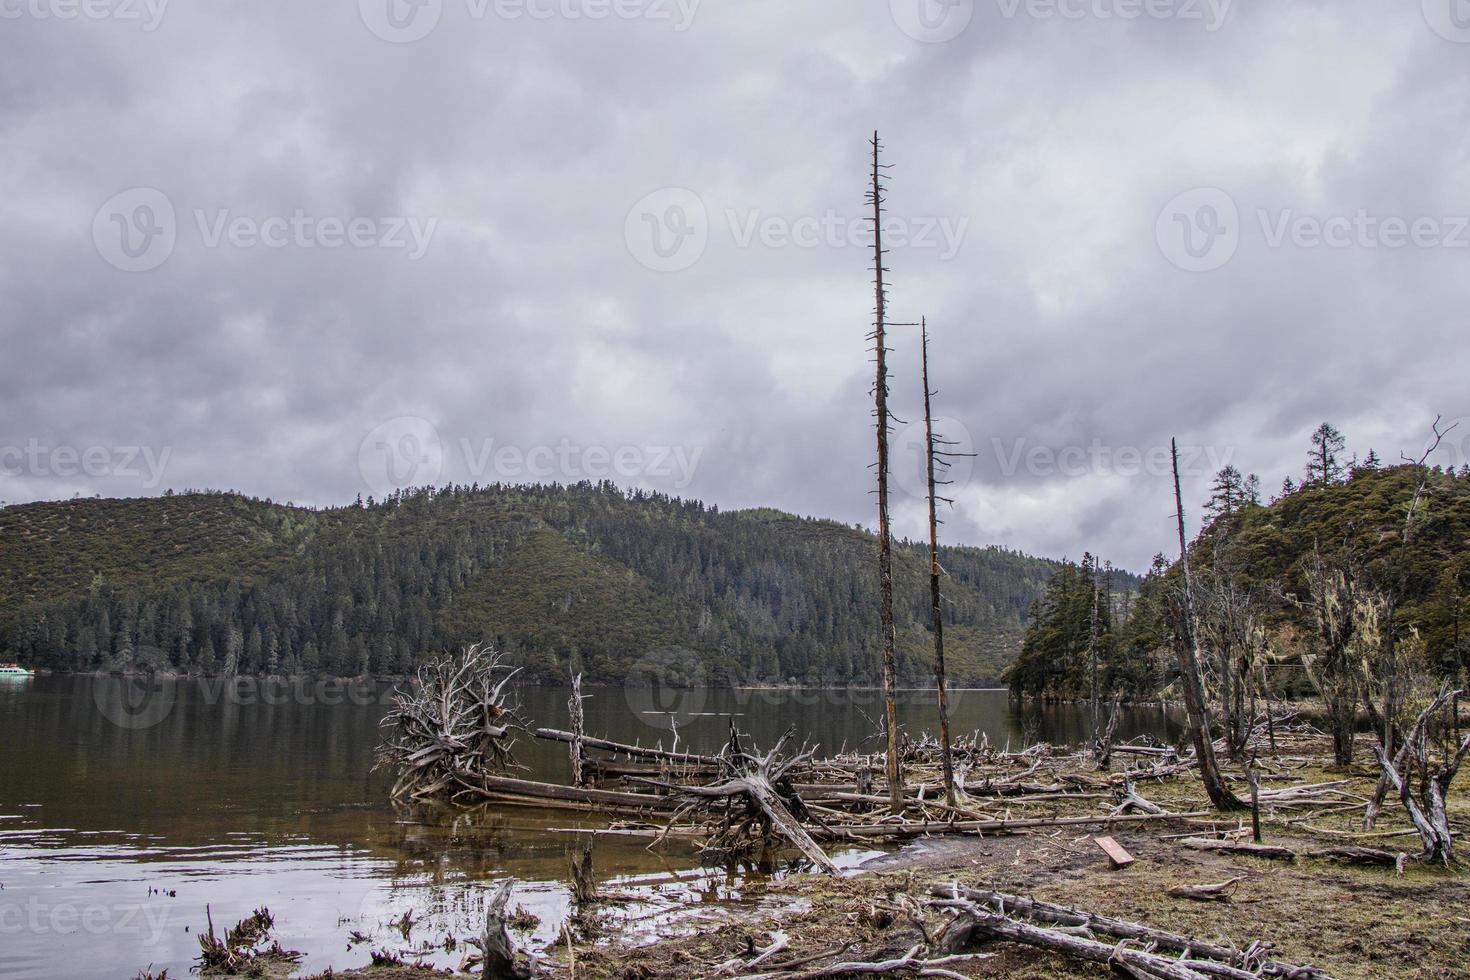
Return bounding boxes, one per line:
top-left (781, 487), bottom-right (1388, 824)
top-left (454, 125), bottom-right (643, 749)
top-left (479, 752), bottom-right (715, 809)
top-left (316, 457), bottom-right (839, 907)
top-left (0, 675), bottom-right (1178, 978)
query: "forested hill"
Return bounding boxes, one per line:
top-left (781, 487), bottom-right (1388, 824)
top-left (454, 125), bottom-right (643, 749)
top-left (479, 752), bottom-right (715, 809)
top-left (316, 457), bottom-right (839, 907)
top-left (0, 483), bottom-right (1067, 686)
top-left (1008, 459), bottom-right (1470, 700)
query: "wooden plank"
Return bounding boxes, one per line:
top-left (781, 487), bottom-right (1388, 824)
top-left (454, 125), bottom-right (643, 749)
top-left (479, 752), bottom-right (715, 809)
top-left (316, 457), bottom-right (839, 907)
top-left (1095, 835), bottom-right (1135, 868)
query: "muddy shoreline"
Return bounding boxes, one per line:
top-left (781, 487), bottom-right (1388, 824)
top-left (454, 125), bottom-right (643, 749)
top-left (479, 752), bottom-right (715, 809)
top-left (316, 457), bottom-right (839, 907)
top-left (170, 729), bottom-right (1470, 980)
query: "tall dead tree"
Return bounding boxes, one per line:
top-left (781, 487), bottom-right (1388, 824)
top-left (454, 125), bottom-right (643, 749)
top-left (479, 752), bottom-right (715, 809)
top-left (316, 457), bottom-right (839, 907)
top-left (1171, 439), bottom-right (1246, 811)
top-left (919, 317), bottom-right (957, 808)
top-left (868, 131), bottom-right (902, 813)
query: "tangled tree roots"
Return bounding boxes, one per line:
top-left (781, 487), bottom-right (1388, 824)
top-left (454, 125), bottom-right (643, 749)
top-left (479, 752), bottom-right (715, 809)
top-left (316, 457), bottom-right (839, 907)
top-left (643, 724), bottom-right (838, 874)
top-left (376, 643), bottom-right (524, 802)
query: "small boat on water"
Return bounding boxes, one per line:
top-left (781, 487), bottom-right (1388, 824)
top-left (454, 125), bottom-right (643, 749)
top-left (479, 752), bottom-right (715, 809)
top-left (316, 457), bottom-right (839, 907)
top-left (0, 663), bottom-right (34, 678)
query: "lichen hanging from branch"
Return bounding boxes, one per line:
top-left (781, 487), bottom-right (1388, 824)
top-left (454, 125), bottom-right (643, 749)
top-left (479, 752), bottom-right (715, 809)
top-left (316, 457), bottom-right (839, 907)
top-left (376, 642), bottom-right (524, 802)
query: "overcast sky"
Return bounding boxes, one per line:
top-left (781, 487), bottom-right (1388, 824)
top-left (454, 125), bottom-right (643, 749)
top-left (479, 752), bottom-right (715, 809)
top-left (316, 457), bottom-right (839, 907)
top-left (2, 0), bottom-right (1468, 570)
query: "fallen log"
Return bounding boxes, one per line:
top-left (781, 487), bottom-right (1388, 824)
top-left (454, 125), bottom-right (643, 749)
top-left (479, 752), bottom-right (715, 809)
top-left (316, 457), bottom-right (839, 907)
top-left (463, 774), bottom-right (678, 811)
top-left (927, 883), bottom-right (1327, 979)
top-left (935, 903), bottom-right (1256, 979)
top-left (807, 809), bottom-right (1209, 839)
top-left (1178, 837), bottom-right (1297, 860)
top-left (534, 728), bottom-right (721, 766)
top-left (1179, 837), bottom-right (1407, 868)
top-left (733, 945), bottom-right (991, 980)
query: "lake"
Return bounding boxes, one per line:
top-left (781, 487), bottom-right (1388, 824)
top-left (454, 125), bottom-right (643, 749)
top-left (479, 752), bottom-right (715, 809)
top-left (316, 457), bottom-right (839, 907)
top-left (0, 674), bottom-right (1180, 978)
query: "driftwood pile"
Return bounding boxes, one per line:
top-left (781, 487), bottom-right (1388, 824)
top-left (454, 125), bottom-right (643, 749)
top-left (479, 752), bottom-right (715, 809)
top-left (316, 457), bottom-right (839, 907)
top-left (375, 649), bottom-right (1218, 874)
top-left (377, 647), bottom-right (1465, 890)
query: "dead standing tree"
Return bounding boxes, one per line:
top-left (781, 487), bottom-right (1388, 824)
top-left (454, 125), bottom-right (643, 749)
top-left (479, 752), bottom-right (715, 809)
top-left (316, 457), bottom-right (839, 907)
top-left (868, 131), bottom-right (903, 814)
top-left (1373, 686), bottom-right (1470, 865)
top-left (919, 317), bottom-right (961, 808)
top-left (1170, 439), bottom-right (1246, 811)
top-left (376, 643), bottom-right (523, 802)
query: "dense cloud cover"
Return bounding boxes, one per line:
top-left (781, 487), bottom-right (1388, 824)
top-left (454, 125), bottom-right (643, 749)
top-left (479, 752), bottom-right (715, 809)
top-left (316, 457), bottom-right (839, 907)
top-left (2, 0), bottom-right (1468, 569)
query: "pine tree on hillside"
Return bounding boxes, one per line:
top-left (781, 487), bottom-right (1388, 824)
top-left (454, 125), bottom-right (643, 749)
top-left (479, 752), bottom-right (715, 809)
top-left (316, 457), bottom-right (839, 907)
top-left (1203, 465), bottom-right (1262, 524)
top-left (1305, 422), bottom-right (1346, 486)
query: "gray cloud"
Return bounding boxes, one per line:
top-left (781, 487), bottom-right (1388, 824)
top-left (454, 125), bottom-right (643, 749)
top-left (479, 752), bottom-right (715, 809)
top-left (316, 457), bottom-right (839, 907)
top-left (2, 0), bottom-right (1467, 570)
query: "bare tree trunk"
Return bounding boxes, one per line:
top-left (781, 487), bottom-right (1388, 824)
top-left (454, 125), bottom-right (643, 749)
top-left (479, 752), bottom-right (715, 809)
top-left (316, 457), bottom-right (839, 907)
top-left (568, 672), bottom-right (586, 786)
top-left (480, 881), bottom-right (532, 978)
top-left (1087, 558), bottom-right (1102, 762)
top-left (868, 131), bottom-right (902, 814)
top-left (920, 318), bottom-right (956, 808)
top-left (1171, 439), bottom-right (1246, 811)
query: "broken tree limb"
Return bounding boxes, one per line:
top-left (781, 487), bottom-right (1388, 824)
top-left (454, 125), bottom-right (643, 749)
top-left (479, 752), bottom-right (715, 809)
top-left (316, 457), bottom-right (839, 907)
top-left (1167, 875), bottom-right (1247, 902)
top-left (734, 945), bottom-right (992, 980)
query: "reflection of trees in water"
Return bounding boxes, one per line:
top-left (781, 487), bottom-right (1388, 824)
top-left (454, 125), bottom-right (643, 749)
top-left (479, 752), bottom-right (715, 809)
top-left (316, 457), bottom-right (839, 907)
top-left (1003, 700), bottom-right (1183, 748)
top-left (371, 802), bottom-right (524, 881)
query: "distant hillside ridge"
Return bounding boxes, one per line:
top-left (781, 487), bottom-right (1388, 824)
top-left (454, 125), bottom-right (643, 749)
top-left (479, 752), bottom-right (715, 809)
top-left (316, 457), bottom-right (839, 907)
top-left (0, 482), bottom-right (1092, 686)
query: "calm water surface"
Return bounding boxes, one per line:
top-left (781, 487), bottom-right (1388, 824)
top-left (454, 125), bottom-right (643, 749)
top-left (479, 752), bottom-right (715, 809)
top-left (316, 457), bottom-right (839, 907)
top-left (0, 675), bottom-right (1178, 978)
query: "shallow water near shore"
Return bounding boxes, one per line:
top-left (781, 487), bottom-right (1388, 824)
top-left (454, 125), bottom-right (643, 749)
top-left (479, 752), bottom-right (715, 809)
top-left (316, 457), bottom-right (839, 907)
top-left (0, 674), bottom-right (1180, 978)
